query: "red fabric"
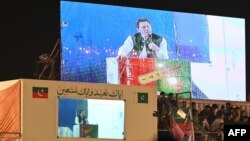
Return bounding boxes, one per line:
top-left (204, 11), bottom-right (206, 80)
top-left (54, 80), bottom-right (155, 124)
top-left (118, 57), bottom-right (155, 86)
top-left (172, 123), bottom-right (195, 141)
top-left (0, 81), bottom-right (21, 140)
top-left (32, 92), bottom-right (48, 98)
top-left (80, 124), bottom-right (89, 137)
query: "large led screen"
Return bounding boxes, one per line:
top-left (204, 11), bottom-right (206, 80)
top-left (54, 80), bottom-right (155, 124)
top-left (60, 1), bottom-right (246, 101)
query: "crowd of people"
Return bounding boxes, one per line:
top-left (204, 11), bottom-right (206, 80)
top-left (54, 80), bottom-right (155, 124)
top-left (191, 102), bottom-right (250, 141)
top-left (157, 92), bottom-right (250, 141)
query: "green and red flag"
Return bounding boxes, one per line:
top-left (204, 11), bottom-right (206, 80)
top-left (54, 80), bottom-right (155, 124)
top-left (137, 92), bottom-right (148, 104)
top-left (32, 87), bottom-right (48, 98)
top-left (171, 108), bottom-right (195, 141)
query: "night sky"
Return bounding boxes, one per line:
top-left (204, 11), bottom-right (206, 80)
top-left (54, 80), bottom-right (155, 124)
top-left (1, 1), bottom-right (60, 81)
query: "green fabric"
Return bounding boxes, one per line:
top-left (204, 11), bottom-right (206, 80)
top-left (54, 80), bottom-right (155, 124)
top-left (87, 124), bottom-right (98, 138)
top-left (32, 87), bottom-right (48, 93)
top-left (172, 108), bottom-right (192, 124)
top-left (156, 60), bottom-right (191, 98)
top-left (131, 33), bottom-right (162, 57)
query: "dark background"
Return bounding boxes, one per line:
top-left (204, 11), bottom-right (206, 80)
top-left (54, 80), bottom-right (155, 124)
top-left (1, 0), bottom-right (60, 80)
top-left (1, 0), bottom-right (249, 97)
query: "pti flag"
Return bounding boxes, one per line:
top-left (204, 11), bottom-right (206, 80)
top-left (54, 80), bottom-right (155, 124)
top-left (32, 87), bottom-right (48, 98)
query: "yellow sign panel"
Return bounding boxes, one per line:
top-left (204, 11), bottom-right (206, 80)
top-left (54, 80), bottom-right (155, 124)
top-left (138, 66), bottom-right (182, 84)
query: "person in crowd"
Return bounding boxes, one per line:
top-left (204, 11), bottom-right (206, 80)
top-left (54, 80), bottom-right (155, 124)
top-left (216, 122), bottom-right (224, 141)
top-left (233, 106), bottom-right (241, 123)
top-left (199, 105), bottom-right (211, 119)
top-left (192, 109), bottom-right (200, 133)
top-left (240, 110), bottom-right (248, 123)
top-left (224, 112), bottom-right (234, 124)
top-left (157, 91), bottom-right (173, 130)
top-left (191, 102), bottom-right (198, 117)
top-left (225, 102), bottom-right (232, 113)
top-left (198, 112), bottom-right (211, 132)
top-left (158, 91), bottom-right (167, 113)
top-left (207, 104), bottom-right (218, 125)
top-left (225, 102), bottom-right (231, 108)
top-left (117, 17), bottom-right (169, 59)
top-left (217, 105), bottom-right (226, 115)
top-left (211, 112), bottom-right (224, 132)
top-left (166, 93), bottom-right (178, 108)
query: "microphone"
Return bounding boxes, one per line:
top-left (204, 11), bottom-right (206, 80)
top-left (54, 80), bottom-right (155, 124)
top-left (146, 34), bottom-right (158, 58)
top-left (145, 34), bottom-right (152, 44)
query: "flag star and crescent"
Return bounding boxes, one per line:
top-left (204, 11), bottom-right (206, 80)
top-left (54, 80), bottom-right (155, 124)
top-left (32, 87), bottom-right (48, 99)
top-left (137, 93), bottom-right (148, 104)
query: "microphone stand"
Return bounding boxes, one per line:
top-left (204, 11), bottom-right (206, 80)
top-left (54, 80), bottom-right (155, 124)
top-left (145, 34), bottom-right (157, 58)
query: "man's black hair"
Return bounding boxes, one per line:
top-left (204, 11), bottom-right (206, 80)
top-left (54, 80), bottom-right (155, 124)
top-left (160, 91), bottom-right (166, 96)
top-left (136, 18), bottom-right (150, 28)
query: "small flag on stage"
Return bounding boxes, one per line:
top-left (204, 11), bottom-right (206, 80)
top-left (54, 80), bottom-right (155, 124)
top-left (137, 93), bottom-right (148, 104)
top-left (32, 87), bottom-right (48, 98)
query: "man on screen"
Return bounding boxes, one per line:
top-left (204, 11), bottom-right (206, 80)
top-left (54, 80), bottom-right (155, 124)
top-left (117, 18), bottom-right (169, 59)
top-left (75, 109), bottom-right (88, 125)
